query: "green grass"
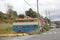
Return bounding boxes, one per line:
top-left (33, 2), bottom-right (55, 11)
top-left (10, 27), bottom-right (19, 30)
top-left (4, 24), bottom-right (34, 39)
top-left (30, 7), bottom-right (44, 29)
top-left (0, 23), bottom-right (15, 34)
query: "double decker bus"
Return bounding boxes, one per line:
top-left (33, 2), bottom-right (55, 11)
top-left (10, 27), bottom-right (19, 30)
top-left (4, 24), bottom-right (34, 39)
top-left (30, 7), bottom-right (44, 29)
top-left (13, 17), bottom-right (41, 33)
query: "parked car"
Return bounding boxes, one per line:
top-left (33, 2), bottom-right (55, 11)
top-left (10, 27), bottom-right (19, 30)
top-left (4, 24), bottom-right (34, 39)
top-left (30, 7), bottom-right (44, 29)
top-left (56, 26), bottom-right (60, 28)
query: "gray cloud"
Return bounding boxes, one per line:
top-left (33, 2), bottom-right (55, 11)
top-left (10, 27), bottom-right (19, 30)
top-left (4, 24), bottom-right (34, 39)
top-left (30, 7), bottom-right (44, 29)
top-left (48, 9), bottom-right (60, 21)
top-left (0, 0), bottom-right (60, 21)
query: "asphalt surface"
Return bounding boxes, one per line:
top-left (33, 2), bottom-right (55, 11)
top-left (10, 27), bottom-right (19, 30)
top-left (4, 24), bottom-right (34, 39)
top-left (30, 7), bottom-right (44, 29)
top-left (26, 28), bottom-right (60, 40)
top-left (0, 28), bottom-right (60, 40)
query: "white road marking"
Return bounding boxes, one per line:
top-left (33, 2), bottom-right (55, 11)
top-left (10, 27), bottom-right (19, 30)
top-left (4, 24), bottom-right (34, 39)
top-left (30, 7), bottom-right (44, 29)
top-left (54, 32), bottom-right (57, 34)
top-left (42, 30), bottom-right (60, 35)
top-left (43, 32), bottom-right (58, 35)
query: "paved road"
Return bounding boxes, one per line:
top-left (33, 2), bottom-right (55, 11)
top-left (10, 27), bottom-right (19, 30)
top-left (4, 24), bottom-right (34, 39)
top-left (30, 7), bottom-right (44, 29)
top-left (26, 28), bottom-right (60, 40)
top-left (0, 28), bottom-right (60, 40)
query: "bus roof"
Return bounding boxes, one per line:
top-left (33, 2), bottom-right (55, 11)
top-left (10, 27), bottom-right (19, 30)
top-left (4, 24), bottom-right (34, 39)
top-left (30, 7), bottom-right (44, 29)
top-left (14, 18), bottom-right (38, 21)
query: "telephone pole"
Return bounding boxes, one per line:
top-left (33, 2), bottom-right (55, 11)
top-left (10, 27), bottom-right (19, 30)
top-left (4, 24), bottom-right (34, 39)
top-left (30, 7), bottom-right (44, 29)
top-left (45, 10), bottom-right (48, 25)
top-left (48, 11), bottom-right (51, 26)
top-left (45, 10), bottom-right (51, 26)
top-left (37, 0), bottom-right (40, 32)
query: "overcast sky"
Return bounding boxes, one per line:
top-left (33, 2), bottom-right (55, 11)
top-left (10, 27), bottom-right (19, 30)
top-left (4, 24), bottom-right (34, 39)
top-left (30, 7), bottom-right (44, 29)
top-left (0, 0), bottom-right (60, 21)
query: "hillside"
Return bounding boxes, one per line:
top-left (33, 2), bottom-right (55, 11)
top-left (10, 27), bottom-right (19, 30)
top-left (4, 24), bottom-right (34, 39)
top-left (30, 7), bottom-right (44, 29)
top-left (53, 21), bottom-right (60, 25)
top-left (0, 13), bottom-right (17, 33)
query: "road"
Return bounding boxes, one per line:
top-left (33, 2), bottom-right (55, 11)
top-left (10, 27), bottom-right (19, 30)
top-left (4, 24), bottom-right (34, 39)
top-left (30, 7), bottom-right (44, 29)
top-left (0, 28), bottom-right (60, 40)
top-left (26, 28), bottom-right (60, 40)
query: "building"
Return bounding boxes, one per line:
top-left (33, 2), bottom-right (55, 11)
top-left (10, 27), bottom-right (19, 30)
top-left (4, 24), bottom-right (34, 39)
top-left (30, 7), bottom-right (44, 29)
top-left (51, 22), bottom-right (57, 28)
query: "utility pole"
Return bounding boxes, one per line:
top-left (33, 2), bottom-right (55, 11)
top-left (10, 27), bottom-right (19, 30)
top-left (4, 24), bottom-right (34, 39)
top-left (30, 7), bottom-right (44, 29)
top-left (45, 10), bottom-right (48, 18)
top-left (37, 0), bottom-right (40, 32)
top-left (48, 11), bottom-right (51, 26)
top-left (45, 10), bottom-right (48, 25)
top-left (45, 10), bottom-right (51, 26)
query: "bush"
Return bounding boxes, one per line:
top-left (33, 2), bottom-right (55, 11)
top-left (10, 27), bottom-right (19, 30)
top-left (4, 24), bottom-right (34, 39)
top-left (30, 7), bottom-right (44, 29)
top-left (44, 24), bottom-right (51, 31)
top-left (28, 29), bottom-right (41, 35)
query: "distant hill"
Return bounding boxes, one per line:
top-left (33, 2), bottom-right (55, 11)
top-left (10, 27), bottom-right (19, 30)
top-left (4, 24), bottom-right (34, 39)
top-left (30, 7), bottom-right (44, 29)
top-left (53, 21), bottom-right (60, 25)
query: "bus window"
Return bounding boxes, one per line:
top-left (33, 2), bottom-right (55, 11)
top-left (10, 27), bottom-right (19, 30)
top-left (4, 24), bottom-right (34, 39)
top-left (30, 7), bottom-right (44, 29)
top-left (34, 25), bottom-right (38, 28)
top-left (22, 25), bottom-right (34, 28)
top-left (16, 26), bottom-right (22, 28)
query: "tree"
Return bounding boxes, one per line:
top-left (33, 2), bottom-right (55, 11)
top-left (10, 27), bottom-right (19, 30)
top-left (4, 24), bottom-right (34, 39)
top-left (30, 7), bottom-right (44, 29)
top-left (55, 22), bottom-right (60, 26)
top-left (44, 17), bottom-right (50, 23)
top-left (0, 12), bottom-right (8, 22)
top-left (25, 8), bottom-right (38, 18)
top-left (0, 12), bottom-right (3, 18)
top-left (13, 11), bottom-right (17, 16)
top-left (7, 4), bottom-right (17, 19)
top-left (18, 14), bottom-right (25, 18)
top-left (0, 12), bottom-right (4, 21)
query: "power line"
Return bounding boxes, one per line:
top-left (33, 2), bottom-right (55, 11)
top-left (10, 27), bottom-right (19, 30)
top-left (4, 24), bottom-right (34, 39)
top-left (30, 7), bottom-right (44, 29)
top-left (24, 0), bottom-right (32, 8)
top-left (24, 0), bottom-right (35, 10)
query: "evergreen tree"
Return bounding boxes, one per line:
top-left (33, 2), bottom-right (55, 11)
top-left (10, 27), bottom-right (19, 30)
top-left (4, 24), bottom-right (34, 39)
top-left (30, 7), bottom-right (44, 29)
top-left (25, 8), bottom-right (38, 18)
